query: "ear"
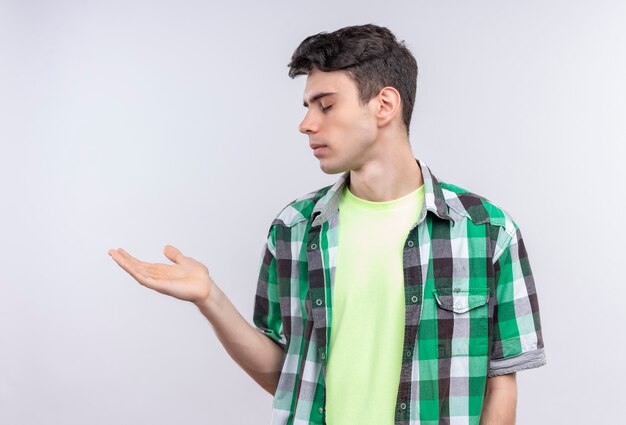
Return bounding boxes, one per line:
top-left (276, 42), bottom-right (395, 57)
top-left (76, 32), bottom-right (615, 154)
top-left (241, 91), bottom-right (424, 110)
top-left (374, 86), bottom-right (402, 128)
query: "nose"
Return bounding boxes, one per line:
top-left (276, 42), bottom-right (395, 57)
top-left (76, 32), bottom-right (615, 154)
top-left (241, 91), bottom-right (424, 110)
top-left (299, 110), bottom-right (318, 135)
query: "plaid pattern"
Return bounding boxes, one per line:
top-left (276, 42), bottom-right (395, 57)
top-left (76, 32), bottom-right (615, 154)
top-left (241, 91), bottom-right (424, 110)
top-left (253, 158), bottom-right (545, 425)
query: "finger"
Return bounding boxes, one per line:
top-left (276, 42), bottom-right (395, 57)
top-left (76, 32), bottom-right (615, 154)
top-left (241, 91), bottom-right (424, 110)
top-left (112, 248), bottom-right (180, 280)
top-left (109, 249), bottom-right (152, 284)
top-left (163, 244), bottom-right (185, 265)
top-left (116, 248), bottom-right (143, 265)
top-left (111, 251), bottom-right (149, 283)
top-left (116, 249), bottom-right (155, 272)
top-left (110, 248), bottom-right (180, 295)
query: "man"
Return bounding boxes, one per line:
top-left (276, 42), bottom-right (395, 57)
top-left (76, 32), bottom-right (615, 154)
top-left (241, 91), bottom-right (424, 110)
top-left (109, 24), bottom-right (545, 425)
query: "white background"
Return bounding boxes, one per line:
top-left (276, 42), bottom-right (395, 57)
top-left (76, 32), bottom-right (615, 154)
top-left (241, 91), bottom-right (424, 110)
top-left (1, 0), bottom-right (624, 423)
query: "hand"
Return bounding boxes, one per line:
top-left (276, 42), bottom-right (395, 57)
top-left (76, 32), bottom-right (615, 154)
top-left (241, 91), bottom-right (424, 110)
top-left (108, 244), bottom-right (215, 306)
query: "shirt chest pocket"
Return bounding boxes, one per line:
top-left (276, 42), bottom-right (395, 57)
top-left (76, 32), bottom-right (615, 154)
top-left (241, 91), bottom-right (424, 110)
top-left (432, 287), bottom-right (490, 357)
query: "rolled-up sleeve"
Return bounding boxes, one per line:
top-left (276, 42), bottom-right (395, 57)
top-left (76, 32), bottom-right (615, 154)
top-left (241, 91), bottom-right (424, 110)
top-left (252, 225), bottom-right (287, 352)
top-left (488, 223), bottom-right (546, 377)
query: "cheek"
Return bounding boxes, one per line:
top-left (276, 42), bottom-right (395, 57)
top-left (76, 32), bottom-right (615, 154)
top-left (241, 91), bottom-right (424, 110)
top-left (350, 111), bottom-right (377, 141)
top-left (337, 109), bottom-right (375, 137)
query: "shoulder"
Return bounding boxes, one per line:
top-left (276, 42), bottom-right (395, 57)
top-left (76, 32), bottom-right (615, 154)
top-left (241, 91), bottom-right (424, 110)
top-left (439, 180), bottom-right (518, 238)
top-left (270, 183), bottom-right (334, 228)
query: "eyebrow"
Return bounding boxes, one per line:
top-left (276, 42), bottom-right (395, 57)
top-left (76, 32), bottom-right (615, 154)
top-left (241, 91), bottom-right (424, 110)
top-left (303, 92), bottom-right (337, 108)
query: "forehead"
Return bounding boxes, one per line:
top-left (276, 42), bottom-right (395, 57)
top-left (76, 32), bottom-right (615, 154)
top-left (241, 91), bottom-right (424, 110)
top-left (303, 68), bottom-right (357, 100)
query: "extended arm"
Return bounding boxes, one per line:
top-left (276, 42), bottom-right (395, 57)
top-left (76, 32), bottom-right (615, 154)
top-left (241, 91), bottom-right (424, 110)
top-left (195, 284), bottom-right (285, 395)
top-left (108, 245), bottom-right (285, 395)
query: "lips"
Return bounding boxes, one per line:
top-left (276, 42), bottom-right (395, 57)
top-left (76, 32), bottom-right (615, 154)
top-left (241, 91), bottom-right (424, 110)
top-left (311, 144), bottom-right (328, 157)
top-left (310, 143), bottom-right (327, 150)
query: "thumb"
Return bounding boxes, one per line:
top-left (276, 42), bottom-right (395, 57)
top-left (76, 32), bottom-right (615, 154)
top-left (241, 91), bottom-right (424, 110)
top-left (163, 244), bottom-right (185, 264)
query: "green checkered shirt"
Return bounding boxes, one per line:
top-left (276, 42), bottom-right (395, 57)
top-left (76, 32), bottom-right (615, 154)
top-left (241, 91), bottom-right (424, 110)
top-left (253, 158), bottom-right (545, 425)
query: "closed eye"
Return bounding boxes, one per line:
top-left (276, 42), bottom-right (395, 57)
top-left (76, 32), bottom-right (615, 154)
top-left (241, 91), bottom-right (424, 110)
top-left (321, 105), bottom-right (333, 113)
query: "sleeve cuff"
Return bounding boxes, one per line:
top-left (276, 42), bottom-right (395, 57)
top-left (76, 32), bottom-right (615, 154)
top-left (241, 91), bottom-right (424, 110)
top-left (488, 347), bottom-right (546, 377)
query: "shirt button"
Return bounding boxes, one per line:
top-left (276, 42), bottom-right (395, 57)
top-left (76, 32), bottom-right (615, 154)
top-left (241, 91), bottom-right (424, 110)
top-left (316, 299), bottom-right (323, 306)
top-left (405, 349), bottom-right (412, 358)
top-left (310, 243), bottom-right (317, 249)
top-left (319, 407), bottom-right (324, 414)
top-left (321, 352), bottom-right (326, 360)
top-left (411, 295), bottom-right (418, 303)
top-left (407, 240), bottom-right (414, 247)
top-left (400, 402), bottom-right (407, 410)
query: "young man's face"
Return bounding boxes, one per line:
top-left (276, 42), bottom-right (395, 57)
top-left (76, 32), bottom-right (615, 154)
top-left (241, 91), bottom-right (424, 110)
top-left (299, 67), bottom-right (378, 174)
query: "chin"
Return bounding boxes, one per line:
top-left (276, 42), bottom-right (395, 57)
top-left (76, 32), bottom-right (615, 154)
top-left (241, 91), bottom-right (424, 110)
top-left (318, 160), bottom-right (348, 175)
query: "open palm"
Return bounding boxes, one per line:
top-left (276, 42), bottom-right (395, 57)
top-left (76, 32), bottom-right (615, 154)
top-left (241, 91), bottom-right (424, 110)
top-left (108, 244), bottom-right (214, 305)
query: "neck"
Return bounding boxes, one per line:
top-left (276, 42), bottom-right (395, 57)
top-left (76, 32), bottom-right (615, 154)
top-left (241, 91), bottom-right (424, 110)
top-left (348, 141), bottom-right (423, 202)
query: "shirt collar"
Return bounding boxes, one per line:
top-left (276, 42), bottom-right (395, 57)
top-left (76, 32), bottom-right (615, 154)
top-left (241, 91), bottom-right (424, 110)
top-left (311, 157), bottom-right (454, 227)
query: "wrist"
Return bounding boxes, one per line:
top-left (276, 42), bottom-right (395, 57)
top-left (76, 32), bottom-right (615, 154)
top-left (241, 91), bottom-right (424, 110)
top-left (194, 282), bottom-right (222, 315)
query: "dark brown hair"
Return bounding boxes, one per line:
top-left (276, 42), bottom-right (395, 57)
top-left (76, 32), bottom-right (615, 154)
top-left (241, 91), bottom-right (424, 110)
top-left (288, 24), bottom-right (418, 135)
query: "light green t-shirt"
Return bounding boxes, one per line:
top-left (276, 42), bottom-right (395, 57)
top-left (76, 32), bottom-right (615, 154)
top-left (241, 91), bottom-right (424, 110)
top-left (326, 182), bottom-right (425, 424)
